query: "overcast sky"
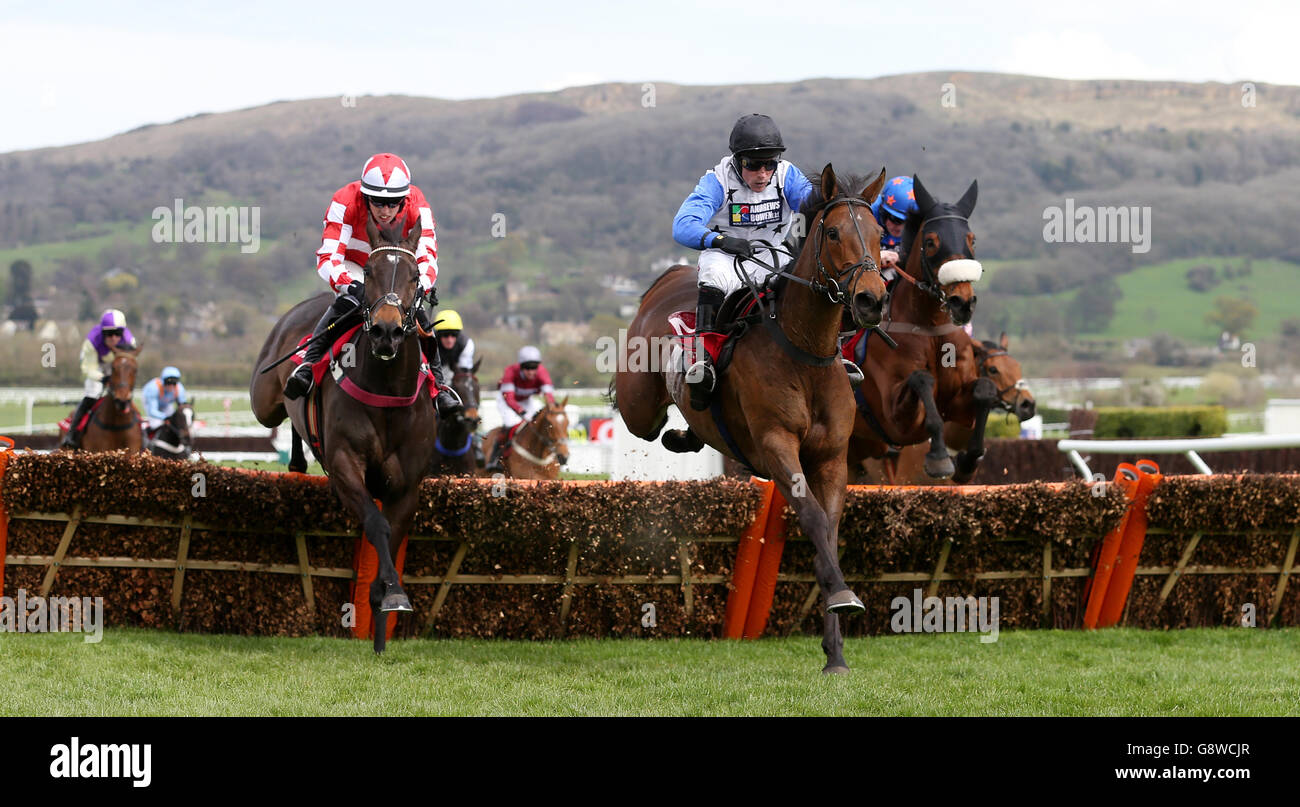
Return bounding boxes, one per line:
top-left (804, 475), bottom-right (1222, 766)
top-left (4, 0), bottom-right (1297, 154)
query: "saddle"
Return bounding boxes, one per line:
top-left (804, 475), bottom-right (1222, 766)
top-left (60, 397), bottom-right (141, 435)
top-left (668, 277), bottom-right (784, 380)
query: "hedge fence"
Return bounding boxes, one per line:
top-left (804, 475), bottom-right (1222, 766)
top-left (1, 451), bottom-right (1298, 639)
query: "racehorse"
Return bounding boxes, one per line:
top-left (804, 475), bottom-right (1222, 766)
top-left (81, 349), bottom-right (144, 453)
top-left (249, 219), bottom-right (437, 653)
top-left (850, 175), bottom-right (985, 482)
top-left (854, 332), bottom-right (1036, 484)
top-left (429, 360), bottom-right (482, 476)
top-left (147, 402), bottom-right (194, 460)
top-left (482, 397), bottom-right (571, 480)
top-left (615, 164), bottom-right (890, 674)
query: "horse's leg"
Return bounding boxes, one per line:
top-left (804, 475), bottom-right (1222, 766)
top-left (370, 578), bottom-right (387, 654)
top-left (804, 456), bottom-right (857, 673)
top-left (904, 371), bottom-right (955, 478)
top-left (330, 457), bottom-right (409, 615)
top-left (289, 428), bottom-right (307, 473)
top-left (952, 377), bottom-right (997, 484)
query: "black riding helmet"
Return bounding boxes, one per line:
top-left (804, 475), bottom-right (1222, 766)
top-left (729, 113), bottom-right (785, 177)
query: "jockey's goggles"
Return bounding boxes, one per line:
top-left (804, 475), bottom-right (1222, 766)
top-left (520, 362), bottom-right (540, 371)
top-left (883, 212), bottom-right (905, 225)
top-left (436, 330), bottom-right (460, 338)
top-left (741, 157), bottom-right (778, 172)
top-left (367, 196), bottom-right (404, 209)
top-left (103, 328), bottom-right (123, 337)
top-left (164, 377), bottom-right (179, 384)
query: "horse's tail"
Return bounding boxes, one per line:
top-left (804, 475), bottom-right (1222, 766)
top-left (605, 377), bottom-right (617, 411)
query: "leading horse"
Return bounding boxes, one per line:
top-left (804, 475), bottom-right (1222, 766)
top-left (250, 219), bottom-right (437, 653)
top-left (616, 164), bottom-right (889, 673)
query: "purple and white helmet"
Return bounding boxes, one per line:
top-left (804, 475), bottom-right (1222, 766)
top-left (100, 309), bottom-right (127, 332)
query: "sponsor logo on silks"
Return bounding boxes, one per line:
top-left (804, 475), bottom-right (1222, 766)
top-left (49, 737), bottom-right (152, 788)
top-left (729, 199), bottom-right (782, 227)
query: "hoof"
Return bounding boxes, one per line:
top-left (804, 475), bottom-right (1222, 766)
top-left (924, 453), bottom-right (955, 479)
top-left (822, 665), bottom-right (851, 676)
top-left (661, 429), bottom-right (703, 454)
top-left (379, 592), bottom-right (413, 613)
top-left (826, 589), bottom-right (865, 615)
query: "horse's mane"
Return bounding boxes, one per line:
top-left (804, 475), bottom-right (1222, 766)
top-left (641, 265), bottom-right (687, 301)
top-left (787, 171), bottom-right (874, 260)
top-left (980, 339), bottom-right (1000, 351)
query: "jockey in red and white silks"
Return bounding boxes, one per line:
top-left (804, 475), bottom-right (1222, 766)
top-left (496, 346), bottom-right (555, 429)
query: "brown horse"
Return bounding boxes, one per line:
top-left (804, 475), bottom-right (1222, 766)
top-left (482, 397), bottom-right (571, 480)
top-left (616, 164), bottom-right (889, 674)
top-left (250, 219), bottom-right (436, 653)
top-left (81, 349), bottom-right (144, 453)
top-left (429, 361), bottom-right (482, 476)
top-left (850, 175), bottom-right (985, 482)
top-left (854, 332), bottom-right (1036, 484)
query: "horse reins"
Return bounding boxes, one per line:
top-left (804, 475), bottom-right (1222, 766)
top-left (976, 347), bottom-right (1031, 414)
top-left (512, 407), bottom-right (568, 467)
top-left (362, 246), bottom-right (420, 335)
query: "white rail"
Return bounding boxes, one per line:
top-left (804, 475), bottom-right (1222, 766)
top-left (1057, 433), bottom-right (1300, 478)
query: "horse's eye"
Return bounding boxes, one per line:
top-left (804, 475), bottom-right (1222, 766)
top-left (988, 367), bottom-right (999, 375)
top-left (826, 227), bottom-right (839, 241)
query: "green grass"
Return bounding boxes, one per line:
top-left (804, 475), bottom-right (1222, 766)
top-left (1, 627), bottom-right (1297, 716)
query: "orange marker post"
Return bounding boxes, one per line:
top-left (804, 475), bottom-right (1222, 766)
top-left (1097, 460), bottom-right (1162, 628)
top-left (1083, 464), bottom-right (1141, 630)
top-left (743, 486), bottom-right (789, 639)
top-left (0, 436), bottom-right (13, 599)
top-left (349, 500), bottom-right (410, 640)
top-left (724, 478), bottom-right (775, 639)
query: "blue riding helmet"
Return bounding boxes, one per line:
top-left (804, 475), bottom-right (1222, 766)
top-left (875, 176), bottom-right (918, 223)
top-left (161, 366), bottom-right (182, 383)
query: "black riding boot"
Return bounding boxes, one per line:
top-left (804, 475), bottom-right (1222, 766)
top-left (415, 307), bottom-right (464, 418)
top-left (485, 435), bottom-right (507, 473)
top-left (284, 302), bottom-right (346, 401)
top-left (61, 396), bottom-right (97, 449)
top-left (687, 285), bottom-right (725, 411)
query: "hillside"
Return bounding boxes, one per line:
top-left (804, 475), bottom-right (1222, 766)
top-left (4, 72), bottom-right (1300, 384)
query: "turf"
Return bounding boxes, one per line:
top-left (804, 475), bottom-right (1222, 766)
top-left (1, 627), bottom-right (1297, 716)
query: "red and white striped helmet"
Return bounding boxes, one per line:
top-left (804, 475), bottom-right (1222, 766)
top-left (359, 153), bottom-right (411, 198)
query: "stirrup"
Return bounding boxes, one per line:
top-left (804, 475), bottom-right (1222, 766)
top-left (842, 359), bottom-right (864, 389)
top-left (685, 360), bottom-right (715, 391)
top-left (284, 364), bottom-right (315, 401)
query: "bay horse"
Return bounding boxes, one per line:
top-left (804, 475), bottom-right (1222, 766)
top-left (482, 397), bottom-right (570, 480)
top-left (854, 332), bottom-right (1036, 484)
top-left (250, 219), bottom-right (437, 653)
top-left (81, 349), bottom-right (144, 453)
top-left (616, 164), bottom-right (889, 674)
top-left (147, 402), bottom-right (194, 460)
top-left (429, 360), bottom-right (482, 476)
top-left (849, 175), bottom-right (986, 482)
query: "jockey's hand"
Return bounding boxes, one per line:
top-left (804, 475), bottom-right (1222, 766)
top-left (423, 285), bottom-right (438, 308)
top-left (880, 249), bottom-right (900, 268)
top-left (514, 407), bottom-right (526, 417)
top-left (715, 236), bottom-right (754, 259)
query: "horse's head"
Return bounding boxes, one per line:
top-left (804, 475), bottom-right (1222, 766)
top-left (451, 361), bottom-right (482, 430)
top-left (171, 402), bottom-right (195, 444)
top-left (905, 176), bottom-right (982, 326)
top-left (362, 218), bottom-right (422, 361)
top-left (109, 347), bottom-right (140, 412)
top-left (977, 332), bottom-right (1036, 421)
top-left (532, 395), bottom-right (570, 467)
top-left (803, 164), bottom-right (890, 329)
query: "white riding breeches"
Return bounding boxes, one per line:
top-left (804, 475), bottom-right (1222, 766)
top-left (697, 248), bottom-right (777, 295)
top-left (497, 394), bottom-right (544, 430)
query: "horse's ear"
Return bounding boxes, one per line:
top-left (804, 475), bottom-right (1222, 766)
top-left (912, 174), bottom-right (936, 215)
top-left (999, 330), bottom-right (1008, 350)
top-left (401, 219), bottom-right (421, 253)
top-left (473, 357), bottom-right (483, 373)
top-left (560, 395), bottom-right (569, 408)
top-left (955, 179), bottom-right (978, 218)
top-left (860, 167), bottom-right (887, 204)
top-left (365, 215), bottom-right (380, 248)
top-left (819, 163), bottom-right (839, 199)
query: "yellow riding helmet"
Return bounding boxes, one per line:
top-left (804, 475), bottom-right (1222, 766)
top-left (433, 310), bottom-right (463, 333)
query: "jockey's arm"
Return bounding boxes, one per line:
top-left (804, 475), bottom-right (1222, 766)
top-left (413, 198), bottom-right (438, 293)
top-left (175, 382), bottom-right (189, 404)
top-left (316, 194), bottom-right (357, 293)
top-left (782, 163), bottom-right (814, 216)
top-left (538, 366), bottom-right (556, 407)
top-left (143, 382), bottom-right (166, 421)
top-left (458, 338), bottom-right (476, 371)
top-left (672, 172), bottom-right (725, 251)
top-left (500, 382), bottom-right (523, 414)
top-left (79, 339), bottom-right (102, 381)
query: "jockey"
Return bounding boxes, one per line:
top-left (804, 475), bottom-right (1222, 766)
top-left (871, 175), bottom-right (919, 277)
top-left (672, 113), bottom-right (861, 410)
top-left (283, 152), bottom-right (461, 417)
top-left (143, 365), bottom-right (189, 434)
top-left (61, 309), bottom-right (137, 449)
top-left (486, 346), bottom-right (555, 472)
top-left (432, 309), bottom-right (475, 386)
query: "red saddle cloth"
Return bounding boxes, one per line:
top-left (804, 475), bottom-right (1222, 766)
top-left (842, 328), bottom-right (868, 361)
top-left (667, 311), bottom-right (729, 365)
top-left (291, 324), bottom-right (442, 405)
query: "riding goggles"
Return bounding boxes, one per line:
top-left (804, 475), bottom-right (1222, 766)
top-left (367, 196), bottom-right (403, 209)
top-left (520, 362), bottom-right (540, 371)
top-left (741, 158), bottom-right (779, 172)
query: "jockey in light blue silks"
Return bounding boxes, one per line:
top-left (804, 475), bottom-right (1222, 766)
top-left (671, 113), bottom-right (862, 411)
top-left (871, 175), bottom-right (919, 280)
top-left (143, 365), bottom-right (189, 433)
top-left (62, 309), bottom-right (138, 449)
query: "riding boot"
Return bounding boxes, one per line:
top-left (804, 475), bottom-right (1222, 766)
top-left (285, 297), bottom-right (356, 401)
top-left (417, 333), bottom-right (464, 420)
top-left (61, 396), bottom-right (96, 449)
top-left (485, 435), bottom-right (507, 473)
top-left (687, 285), bottom-right (725, 412)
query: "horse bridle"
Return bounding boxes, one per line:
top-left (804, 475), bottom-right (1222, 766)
top-left (109, 354), bottom-right (136, 408)
top-left (976, 348), bottom-right (1030, 414)
top-left (909, 213), bottom-right (973, 304)
top-left (361, 246), bottom-right (420, 335)
top-left (746, 196), bottom-right (881, 307)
